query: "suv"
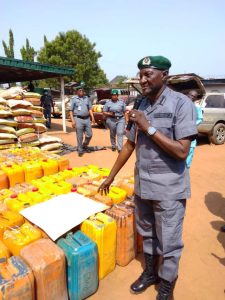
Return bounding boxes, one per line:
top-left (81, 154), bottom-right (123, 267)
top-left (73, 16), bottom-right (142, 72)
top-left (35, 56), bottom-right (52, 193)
top-left (199, 93), bottom-right (225, 144)
top-left (167, 74), bottom-right (225, 145)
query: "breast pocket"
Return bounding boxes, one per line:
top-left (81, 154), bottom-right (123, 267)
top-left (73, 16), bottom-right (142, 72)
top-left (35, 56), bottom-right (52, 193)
top-left (152, 118), bottom-right (174, 138)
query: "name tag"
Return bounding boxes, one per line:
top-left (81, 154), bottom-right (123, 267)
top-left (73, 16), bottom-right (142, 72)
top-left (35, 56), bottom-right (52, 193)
top-left (154, 113), bottom-right (172, 118)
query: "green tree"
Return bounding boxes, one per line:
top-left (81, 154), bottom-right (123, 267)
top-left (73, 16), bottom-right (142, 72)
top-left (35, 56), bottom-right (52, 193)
top-left (37, 30), bottom-right (108, 89)
top-left (2, 29), bottom-right (14, 58)
top-left (20, 38), bottom-right (37, 62)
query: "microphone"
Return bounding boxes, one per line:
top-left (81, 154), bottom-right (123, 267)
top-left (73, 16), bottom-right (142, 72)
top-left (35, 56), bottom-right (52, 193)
top-left (126, 97), bottom-right (143, 131)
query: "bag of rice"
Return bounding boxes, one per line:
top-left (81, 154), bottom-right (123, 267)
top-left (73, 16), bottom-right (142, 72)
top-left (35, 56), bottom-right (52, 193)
top-left (0, 109), bottom-right (12, 118)
top-left (30, 106), bottom-right (43, 112)
top-left (12, 109), bottom-right (32, 116)
top-left (14, 115), bottom-right (33, 123)
top-left (24, 98), bottom-right (41, 106)
top-left (0, 139), bottom-right (16, 145)
top-left (0, 133), bottom-right (17, 140)
top-left (40, 142), bottom-right (62, 151)
top-left (0, 143), bottom-right (18, 150)
top-left (30, 110), bottom-right (43, 118)
top-left (34, 123), bottom-right (47, 133)
top-left (18, 133), bottom-right (38, 143)
top-left (7, 100), bottom-right (32, 109)
top-left (33, 117), bottom-right (46, 123)
top-left (0, 125), bottom-right (16, 134)
top-left (23, 92), bottom-right (41, 99)
top-left (20, 140), bottom-right (40, 147)
top-left (17, 123), bottom-right (36, 130)
top-left (0, 87), bottom-right (23, 99)
top-left (16, 128), bottom-right (35, 137)
top-left (0, 97), bottom-right (7, 106)
top-left (0, 118), bottom-right (18, 127)
top-left (39, 135), bottom-right (62, 145)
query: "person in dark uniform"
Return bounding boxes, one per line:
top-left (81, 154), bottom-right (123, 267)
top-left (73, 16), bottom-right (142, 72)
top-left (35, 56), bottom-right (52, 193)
top-left (40, 90), bottom-right (54, 128)
top-left (28, 81), bottom-right (34, 92)
top-left (103, 89), bottom-right (126, 153)
top-left (69, 87), bottom-right (95, 157)
top-left (98, 55), bottom-right (197, 300)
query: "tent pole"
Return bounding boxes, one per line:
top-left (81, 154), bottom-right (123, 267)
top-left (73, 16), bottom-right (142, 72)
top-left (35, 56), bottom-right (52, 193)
top-left (60, 76), bottom-right (66, 132)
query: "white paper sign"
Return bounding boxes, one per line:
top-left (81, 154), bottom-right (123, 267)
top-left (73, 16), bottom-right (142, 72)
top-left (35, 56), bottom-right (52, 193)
top-left (20, 193), bottom-right (109, 240)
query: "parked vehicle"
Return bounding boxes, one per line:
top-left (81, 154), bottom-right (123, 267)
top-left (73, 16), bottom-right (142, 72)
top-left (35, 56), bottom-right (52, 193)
top-left (92, 99), bottom-right (108, 127)
top-left (167, 74), bottom-right (225, 145)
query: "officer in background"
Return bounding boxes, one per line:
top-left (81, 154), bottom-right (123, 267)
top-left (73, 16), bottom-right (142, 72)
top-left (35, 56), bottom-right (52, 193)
top-left (98, 55), bottom-right (197, 300)
top-left (69, 86), bottom-right (95, 157)
top-left (103, 89), bottom-right (126, 153)
top-left (40, 90), bottom-right (54, 128)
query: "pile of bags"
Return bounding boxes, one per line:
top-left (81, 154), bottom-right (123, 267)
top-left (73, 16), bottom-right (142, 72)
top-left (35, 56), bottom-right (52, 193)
top-left (0, 87), bottom-right (63, 151)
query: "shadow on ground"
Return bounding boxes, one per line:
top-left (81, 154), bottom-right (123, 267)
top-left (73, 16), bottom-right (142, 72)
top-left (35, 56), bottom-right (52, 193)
top-left (205, 192), bottom-right (225, 266)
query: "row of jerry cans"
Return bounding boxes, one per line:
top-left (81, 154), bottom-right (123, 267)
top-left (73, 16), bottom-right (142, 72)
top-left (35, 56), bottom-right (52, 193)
top-left (0, 233), bottom-right (98, 300)
top-left (0, 157), bottom-right (70, 189)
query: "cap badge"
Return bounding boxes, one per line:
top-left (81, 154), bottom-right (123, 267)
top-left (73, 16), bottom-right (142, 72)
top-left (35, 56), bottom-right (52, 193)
top-left (142, 57), bottom-right (151, 65)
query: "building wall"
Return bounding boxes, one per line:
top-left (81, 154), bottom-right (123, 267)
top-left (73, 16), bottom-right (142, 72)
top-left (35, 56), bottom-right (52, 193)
top-left (203, 84), bottom-right (225, 93)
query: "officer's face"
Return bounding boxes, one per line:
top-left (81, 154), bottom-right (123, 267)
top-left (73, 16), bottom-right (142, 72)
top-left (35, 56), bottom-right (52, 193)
top-left (139, 68), bottom-right (167, 97)
top-left (77, 89), bottom-right (84, 97)
top-left (111, 94), bottom-right (118, 101)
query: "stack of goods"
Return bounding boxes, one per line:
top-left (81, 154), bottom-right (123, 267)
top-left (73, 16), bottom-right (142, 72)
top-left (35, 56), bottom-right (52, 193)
top-left (0, 88), bottom-right (50, 150)
top-left (0, 163), bottom-right (138, 299)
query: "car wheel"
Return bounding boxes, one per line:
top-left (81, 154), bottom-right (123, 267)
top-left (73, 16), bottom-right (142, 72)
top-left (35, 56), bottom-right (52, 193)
top-left (210, 123), bottom-right (225, 145)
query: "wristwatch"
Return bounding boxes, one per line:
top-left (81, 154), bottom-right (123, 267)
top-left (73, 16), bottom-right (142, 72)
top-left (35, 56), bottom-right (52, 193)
top-left (146, 126), bottom-right (157, 136)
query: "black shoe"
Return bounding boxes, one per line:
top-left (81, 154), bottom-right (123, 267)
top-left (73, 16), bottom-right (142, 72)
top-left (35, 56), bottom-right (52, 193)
top-left (130, 254), bottom-right (159, 294)
top-left (78, 152), bottom-right (84, 157)
top-left (156, 278), bottom-right (177, 300)
top-left (112, 147), bottom-right (116, 152)
top-left (221, 225), bottom-right (225, 232)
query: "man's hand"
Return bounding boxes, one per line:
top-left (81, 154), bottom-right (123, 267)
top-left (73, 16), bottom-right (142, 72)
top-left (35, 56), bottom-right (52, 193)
top-left (98, 176), bottom-right (114, 195)
top-left (129, 109), bottom-right (150, 132)
top-left (91, 118), bottom-right (96, 125)
top-left (71, 121), bottom-right (76, 129)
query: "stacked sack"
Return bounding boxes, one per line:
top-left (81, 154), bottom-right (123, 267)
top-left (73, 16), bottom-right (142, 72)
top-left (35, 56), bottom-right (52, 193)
top-left (0, 96), bottom-right (18, 150)
top-left (39, 135), bottom-right (63, 154)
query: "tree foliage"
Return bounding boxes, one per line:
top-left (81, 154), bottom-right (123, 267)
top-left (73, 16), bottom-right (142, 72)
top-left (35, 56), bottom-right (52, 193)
top-left (2, 29), bottom-right (14, 58)
top-left (37, 30), bottom-right (108, 89)
top-left (20, 38), bottom-right (37, 62)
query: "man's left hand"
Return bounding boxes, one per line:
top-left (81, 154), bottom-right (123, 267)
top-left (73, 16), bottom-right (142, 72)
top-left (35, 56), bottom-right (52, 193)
top-left (129, 109), bottom-right (150, 132)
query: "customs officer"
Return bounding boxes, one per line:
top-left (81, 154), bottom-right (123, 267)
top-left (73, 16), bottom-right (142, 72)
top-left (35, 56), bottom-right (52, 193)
top-left (70, 87), bottom-right (95, 157)
top-left (103, 89), bottom-right (126, 153)
top-left (98, 55), bottom-right (197, 299)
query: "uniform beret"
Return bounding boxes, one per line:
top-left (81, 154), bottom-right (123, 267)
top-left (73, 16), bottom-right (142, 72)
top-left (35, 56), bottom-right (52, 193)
top-left (111, 89), bottom-right (119, 95)
top-left (137, 55), bottom-right (171, 70)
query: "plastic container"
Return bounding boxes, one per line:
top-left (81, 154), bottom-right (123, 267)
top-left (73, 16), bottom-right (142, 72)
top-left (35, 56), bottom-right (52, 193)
top-left (22, 161), bottom-right (43, 183)
top-left (0, 170), bottom-right (9, 190)
top-left (4, 193), bottom-right (29, 212)
top-left (81, 212), bottom-right (116, 279)
top-left (106, 204), bottom-right (136, 266)
top-left (117, 179), bottom-right (134, 197)
top-left (0, 256), bottom-right (34, 300)
top-left (58, 157), bottom-right (70, 171)
top-left (0, 240), bottom-right (10, 259)
top-left (41, 159), bottom-right (58, 176)
top-left (57, 230), bottom-right (98, 300)
top-left (77, 184), bottom-right (99, 197)
top-left (20, 239), bottom-right (68, 300)
top-left (3, 222), bottom-right (42, 256)
top-left (1, 164), bottom-right (25, 187)
top-left (94, 193), bottom-right (113, 206)
top-left (108, 186), bottom-right (127, 204)
top-left (0, 210), bottom-right (24, 239)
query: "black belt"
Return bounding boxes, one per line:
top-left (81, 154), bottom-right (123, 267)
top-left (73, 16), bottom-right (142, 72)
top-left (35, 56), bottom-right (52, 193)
top-left (75, 115), bottom-right (89, 119)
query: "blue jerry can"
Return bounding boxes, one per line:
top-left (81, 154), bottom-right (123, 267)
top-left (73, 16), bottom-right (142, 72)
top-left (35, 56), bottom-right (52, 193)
top-left (57, 230), bottom-right (98, 300)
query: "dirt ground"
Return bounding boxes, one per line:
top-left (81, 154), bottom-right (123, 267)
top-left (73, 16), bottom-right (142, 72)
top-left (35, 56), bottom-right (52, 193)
top-left (49, 119), bottom-right (225, 300)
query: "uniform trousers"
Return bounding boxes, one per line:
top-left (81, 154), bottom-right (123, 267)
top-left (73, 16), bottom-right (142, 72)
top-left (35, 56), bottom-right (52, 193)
top-left (106, 117), bottom-right (125, 150)
top-left (44, 107), bottom-right (52, 128)
top-left (75, 117), bottom-right (92, 153)
top-left (134, 195), bottom-right (186, 282)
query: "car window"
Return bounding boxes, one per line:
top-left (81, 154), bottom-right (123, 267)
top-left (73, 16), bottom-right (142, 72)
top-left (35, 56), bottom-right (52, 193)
top-left (205, 95), bottom-right (225, 108)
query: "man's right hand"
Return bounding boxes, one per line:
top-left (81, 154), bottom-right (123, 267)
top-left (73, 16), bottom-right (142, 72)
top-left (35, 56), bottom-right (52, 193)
top-left (98, 176), bottom-right (114, 195)
top-left (71, 122), bottom-right (76, 129)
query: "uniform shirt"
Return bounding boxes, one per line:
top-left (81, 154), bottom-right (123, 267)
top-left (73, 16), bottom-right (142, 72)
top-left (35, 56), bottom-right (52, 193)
top-left (103, 99), bottom-right (126, 117)
top-left (40, 95), bottom-right (53, 109)
top-left (70, 96), bottom-right (92, 117)
top-left (126, 87), bottom-right (197, 201)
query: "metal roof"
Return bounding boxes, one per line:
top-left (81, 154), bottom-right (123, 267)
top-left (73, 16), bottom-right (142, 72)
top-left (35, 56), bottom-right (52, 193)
top-left (0, 56), bottom-right (75, 84)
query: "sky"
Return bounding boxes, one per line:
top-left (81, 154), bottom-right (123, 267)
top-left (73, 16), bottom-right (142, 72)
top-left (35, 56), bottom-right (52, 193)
top-left (2, 0), bottom-right (225, 81)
